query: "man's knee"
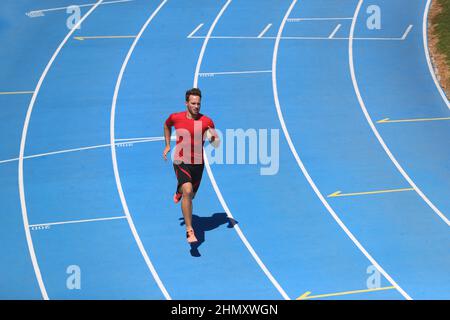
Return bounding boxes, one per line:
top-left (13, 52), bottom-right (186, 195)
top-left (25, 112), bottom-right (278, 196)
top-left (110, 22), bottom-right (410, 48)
top-left (181, 183), bottom-right (194, 199)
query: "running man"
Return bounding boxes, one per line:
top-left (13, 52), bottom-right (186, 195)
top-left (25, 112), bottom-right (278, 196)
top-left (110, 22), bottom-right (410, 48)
top-left (163, 88), bottom-right (220, 244)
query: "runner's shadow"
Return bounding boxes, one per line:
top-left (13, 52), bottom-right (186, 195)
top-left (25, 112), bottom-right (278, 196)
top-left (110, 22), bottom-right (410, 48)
top-left (179, 212), bottom-right (238, 257)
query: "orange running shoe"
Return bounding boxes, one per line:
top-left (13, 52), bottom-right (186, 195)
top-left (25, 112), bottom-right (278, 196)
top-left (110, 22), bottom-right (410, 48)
top-left (186, 229), bottom-right (198, 244)
top-left (173, 192), bottom-right (182, 204)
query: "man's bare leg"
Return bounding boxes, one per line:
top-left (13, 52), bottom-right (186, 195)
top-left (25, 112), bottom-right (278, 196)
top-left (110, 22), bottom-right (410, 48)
top-left (181, 182), bottom-right (194, 231)
top-left (179, 182), bottom-right (198, 243)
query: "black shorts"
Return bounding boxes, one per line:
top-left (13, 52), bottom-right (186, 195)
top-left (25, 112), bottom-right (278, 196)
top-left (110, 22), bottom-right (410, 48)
top-left (173, 162), bottom-right (205, 194)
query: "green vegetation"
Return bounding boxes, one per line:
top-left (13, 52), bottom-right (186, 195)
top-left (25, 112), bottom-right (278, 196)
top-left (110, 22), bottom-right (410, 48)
top-left (432, 0), bottom-right (450, 65)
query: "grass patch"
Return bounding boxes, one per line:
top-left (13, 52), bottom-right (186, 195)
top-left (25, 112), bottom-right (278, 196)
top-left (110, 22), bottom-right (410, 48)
top-left (429, 0), bottom-right (450, 96)
top-left (432, 0), bottom-right (450, 65)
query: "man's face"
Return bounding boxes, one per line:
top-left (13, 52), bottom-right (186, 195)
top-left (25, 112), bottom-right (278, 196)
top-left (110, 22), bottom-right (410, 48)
top-left (186, 95), bottom-right (201, 116)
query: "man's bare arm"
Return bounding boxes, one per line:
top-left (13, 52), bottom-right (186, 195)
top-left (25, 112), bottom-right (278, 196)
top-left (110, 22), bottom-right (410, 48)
top-left (163, 122), bottom-right (172, 160)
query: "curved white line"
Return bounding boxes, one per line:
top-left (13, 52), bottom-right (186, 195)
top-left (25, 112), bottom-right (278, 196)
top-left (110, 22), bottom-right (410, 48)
top-left (350, 0), bottom-right (449, 226)
top-left (272, 0), bottom-right (412, 300)
top-left (194, 0), bottom-right (290, 300)
top-left (18, 0), bottom-right (104, 300)
top-left (110, 0), bottom-right (171, 300)
top-left (423, 0), bottom-right (450, 109)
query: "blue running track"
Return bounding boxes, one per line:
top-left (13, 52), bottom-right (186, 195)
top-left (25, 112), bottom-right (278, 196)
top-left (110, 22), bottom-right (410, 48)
top-left (0, 0), bottom-right (448, 299)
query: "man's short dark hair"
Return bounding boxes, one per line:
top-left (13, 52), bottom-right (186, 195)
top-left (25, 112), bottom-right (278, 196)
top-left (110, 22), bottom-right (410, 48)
top-left (186, 88), bottom-right (202, 102)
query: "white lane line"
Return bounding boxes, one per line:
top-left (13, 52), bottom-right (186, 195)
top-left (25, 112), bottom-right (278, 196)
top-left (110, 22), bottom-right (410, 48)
top-left (0, 137), bottom-right (167, 165)
top-left (287, 17), bottom-right (353, 22)
top-left (29, 216), bottom-right (126, 228)
top-left (116, 136), bottom-right (175, 142)
top-left (349, 2), bottom-right (450, 226)
top-left (338, 36), bottom-right (407, 41)
top-left (15, 144), bottom-right (111, 162)
top-left (191, 35), bottom-right (275, 39)
top-left (26, 0), bottom-right (133, 16)
top-left (74, 35), bottom-right (136, 41)
top-left (258, 23), bottom-right (273, 38)
top-left (188, 23), bottom-right (204, 38)
top-left (18, 0), bottom-right (104, 301)
top-left (329, 24), bottom-right (342, 39)
top-left (190, 35), bottom-right (409, 41)
top-left (116, 137), bottom-right (163, 143)
top-left (199, 70), bottom-right (272, 77)
top-left (402, 24), bottom-right (413, 40)
top-left (272, 0), bottom-right (412, 300)
top-left (110, 0), bottom-right (171, 300)
top-left (0, 157), bottom-right (19, 165)
top-left (194, 0), bottom-right (290, 301)
top-left (0, 91), bottom-right (34, 95)
top-left (423, 0), bottom-right (450, 109)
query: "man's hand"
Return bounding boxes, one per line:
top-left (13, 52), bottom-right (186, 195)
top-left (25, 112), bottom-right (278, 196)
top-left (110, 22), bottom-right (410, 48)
top-left (207, 127), bottom-right (220, 148)
top-left (207, 127), bottom-right (217, 141)
top-left (163, 145), bottom-right (171, 161)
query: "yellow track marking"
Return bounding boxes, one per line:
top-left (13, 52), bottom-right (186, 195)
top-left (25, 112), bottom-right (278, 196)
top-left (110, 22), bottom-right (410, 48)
top-left (328, 188), bottom-right (414, 198)
top-left (297, 286), bottom-right (396, 300)
top-left (377, 117), bottom-right (450, 124)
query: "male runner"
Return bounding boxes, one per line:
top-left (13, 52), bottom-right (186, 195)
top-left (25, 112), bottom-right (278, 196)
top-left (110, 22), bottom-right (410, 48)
top-left (163, 88), bottom-right (219, 244)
